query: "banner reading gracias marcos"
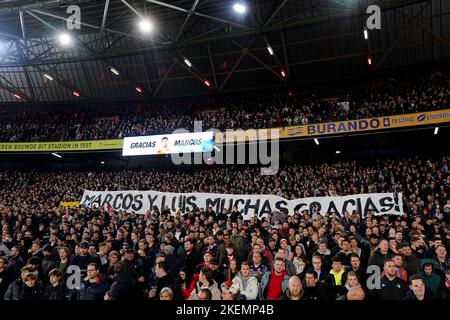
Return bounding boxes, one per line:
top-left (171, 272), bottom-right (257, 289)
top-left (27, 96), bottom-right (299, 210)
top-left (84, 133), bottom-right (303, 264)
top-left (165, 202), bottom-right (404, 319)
top-left (80, 190), bottom-right (403, 219)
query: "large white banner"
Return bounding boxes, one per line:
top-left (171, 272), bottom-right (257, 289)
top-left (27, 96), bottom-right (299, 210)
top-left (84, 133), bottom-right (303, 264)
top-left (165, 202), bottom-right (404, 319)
top-left (80, 190), bottom-right (403, 219)
top-left (122, 132), bottom-right (214, 156)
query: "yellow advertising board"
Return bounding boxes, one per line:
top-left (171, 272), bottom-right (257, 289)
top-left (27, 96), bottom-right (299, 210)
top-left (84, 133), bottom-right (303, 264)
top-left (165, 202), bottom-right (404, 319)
top-left (0, 139), bottom-right (123, 152)
top-left (59, 201), bottom-right (80, 208)
top-left (216, 109), bottom-right (450, 143)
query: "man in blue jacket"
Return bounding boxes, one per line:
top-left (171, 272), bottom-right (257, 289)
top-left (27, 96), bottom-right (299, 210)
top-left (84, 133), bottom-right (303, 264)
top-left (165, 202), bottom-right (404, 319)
top-left (72, 263), bottom-right (109, 300)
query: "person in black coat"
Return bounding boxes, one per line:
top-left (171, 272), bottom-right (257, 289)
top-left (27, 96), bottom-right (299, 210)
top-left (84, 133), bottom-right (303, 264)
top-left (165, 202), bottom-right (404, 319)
top-left (19, 273), bottom-right (43, 301)
top-left (404, 275), bottom-right (434, 300)
top-left (123, 249), bottom-right (145, 284)
top-left (70, 242), bottom-right (94, 273)
top-left (147, 261), bottom-right (183, 301)
top-left (369, 259), bottom-right (408, 300)
top-left (178, 239), bottom-right (200, 278)
top-left (0, 257), bottom-right (11, 300)
top-left (105, 262), bottom-right (141, 301)
top-left (42, 269), bottom-right (67, 300)
top-left (6, 246), bottom-right (24, 281)
top-left (438, 267), bottom-right (450, 300)
top-left (302, 270), bottom-right (329, 300)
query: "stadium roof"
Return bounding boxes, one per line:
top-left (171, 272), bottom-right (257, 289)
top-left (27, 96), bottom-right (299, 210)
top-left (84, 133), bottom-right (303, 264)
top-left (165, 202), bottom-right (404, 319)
top-left (0, 0), bottom-right (449, 103)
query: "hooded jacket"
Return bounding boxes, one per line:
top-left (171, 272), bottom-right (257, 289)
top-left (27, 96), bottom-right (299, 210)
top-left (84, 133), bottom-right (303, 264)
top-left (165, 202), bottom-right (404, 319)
top-left (419, 259), bottom-right (442, 295)
top-left (41, 282), bottom-right (68, 300)
top-left (232, 273), bottom-right (259, 300)
top-left (188, 279), bottom-right (221, 300)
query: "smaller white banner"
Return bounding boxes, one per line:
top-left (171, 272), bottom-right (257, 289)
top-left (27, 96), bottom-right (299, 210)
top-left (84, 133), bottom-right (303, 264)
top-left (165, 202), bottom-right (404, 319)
top-left (122, 132), bottom-right (214, 156)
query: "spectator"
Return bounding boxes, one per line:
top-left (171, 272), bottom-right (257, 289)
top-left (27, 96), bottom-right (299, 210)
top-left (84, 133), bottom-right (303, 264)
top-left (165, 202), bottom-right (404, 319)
top-left (381, 253), bottom-right (408, 282)
top-left (346, 254), bottom-right (367, 288)
top-left (221, 281), bottom-right (242, 300)
top-left (197, 288), bottom-right (212, 300)
top-left (275, 248), bottom-right (296, 276)
top-left (232, 262), bottom-right (259, 300)
top-left (57, 247), bottom-right (71, 275)
top-left (6, 246), bottom-right (24, 281)
top-left (338, 271), bottom-right (365, 300)
top-left (259, 257), bottom-right (289, 300)
top-left (325, 256), bottom-right (347, 299)
top-left (399, 243), bottom-right (421, 276)
top-left (437, 267), bottom-right (450, 300)
top-left (0, 257), bottom-right (11, 300)
top-left (333, 238), bottom-right (353, 267)
top-left (19, 273), bottom-right (43, 301)
top-left (4, 266), bottom-right (35, 300)
top-left (292, 245), bottom-right (308, 275)
top-left (370, 259), bottom-right (408, 300)
top-left (148, 261), bottom-right (182, 301)
top-left (307, 255), bottom-right (327, 282)
top-left (70, 242), bottom-right (94, 274)
top-left (224, 258), bottom-right (238, 282)
top-left (189, 267), bottom-right (221, 300)
top-left (208, 258), bottom-right (225, 286)
top-left (41, 245), bottom-right (58, 282)
top-left (433, 245), bottom-right (449, 277)
top-left (41, 269), bottom-right (67, 300)
top-left (405, 275), bottom-right (434, 300)
top-left (279, 276), bottom-right (304, 300)
top-left (178, 269), bottom-right (196, 300)
top-left (302, 270), bottom-right (328, 300)
top-left (159, 287), bottom-right (174, 300)
top-left (368, 239), bottom-right (392, 269)
top-left (249, 251), bottom-right (269, 281)
top-left (419, 259), bottom-right (442, 296)
top-left (72, 263), bottom-right (109, 300)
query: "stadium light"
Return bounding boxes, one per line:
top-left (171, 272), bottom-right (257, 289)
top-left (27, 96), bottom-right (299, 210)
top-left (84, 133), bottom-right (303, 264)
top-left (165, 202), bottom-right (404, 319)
top-left (58, 32), bottom-right (72, 46)
top-left (72, 91), bottom-right (80, 97)
top-left (434, 127), bottom-right (439, 135)
top-left (363, 28), bottom-right (368, 40)
top-left (13, 93), bottom-right (21, 100)
top-left (267, 44), bottom-right (274, 56)
top-left (183, 58), bottom-right (192, 68)
top-left (43, 74), bottom-right (54, 81)
top-left (204, 79), bottom-right (211, 87)
top-left (139, 19), bottom-right (154, 33)
top-left (110, 67), bottom-right (120, 76)
top-left (51, 153), bottom-right (62, 158)
top-left (314, 138), bottom-right (319, 145)
top-left (135, 86), bottom-right (143, 93)
top-left (233, 2), bottom-right (247, 14)
top-left (101, 161), bottom-right (105, 165)
top-left (335, 150), bottom-right (341, 154)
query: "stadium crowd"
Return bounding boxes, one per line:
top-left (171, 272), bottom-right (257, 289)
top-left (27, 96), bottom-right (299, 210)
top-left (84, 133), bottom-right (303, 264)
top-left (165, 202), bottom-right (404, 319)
top-left (0, 70), bottom-right (448, 142)
top-left (0, 155), bottom-right (449, 300)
